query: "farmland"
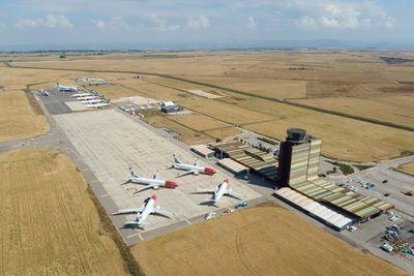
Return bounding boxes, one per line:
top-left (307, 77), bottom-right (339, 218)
top-left (293, 95), bottom-right (414, 129)
top-left (396, 161), bottom-right (414, 177)
top-left (6, 51), bottom-right (414, 162)
top-left (0, 90), bottom-right (49, 142)
top-left (0, 149), bottom-right (128, 275)
top-left (132, 204), bottom-right (405, 276)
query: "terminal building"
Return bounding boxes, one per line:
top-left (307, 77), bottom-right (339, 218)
top-left (275, 128), bottom-right (393, 228)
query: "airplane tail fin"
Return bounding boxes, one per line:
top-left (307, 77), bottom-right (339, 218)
top-left (173, 154), bottom-right (181, 164)
top-left (129, 167), bottom-right (139, 178)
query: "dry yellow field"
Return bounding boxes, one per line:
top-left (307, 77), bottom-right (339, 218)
top-left (132, 204), bottom-right (405, 276)
top-left (8, 52), bottom-right (414, 162)
top-left (245, 116), bottom-right (414, 162)
top-left (170, 114), bottom-right (231, 131)
top-left (187, 76), bottom-right (307, 99)
top-left (204, 127), bottom-right (241, 141)
top-left (180, 98), bottom-right (275, 125)
top-left (0, 90), bottom-right (49, 142)
top-left (396, 161), bottom-right (414, 176)
top-left (293, 95), bottom-right (414, 128)
top-left (0, 149), bottom-right (128, 275)
top-left (148, 115), bottom-right (213, 145)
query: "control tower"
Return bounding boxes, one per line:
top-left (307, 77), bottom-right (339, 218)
top-left (278, 128), bottom-right (321, 186)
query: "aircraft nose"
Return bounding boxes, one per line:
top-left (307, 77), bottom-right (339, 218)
top-left (165, 180), bottom-right (178, 188)
top-left (204, 167), bottom-right (216, 175)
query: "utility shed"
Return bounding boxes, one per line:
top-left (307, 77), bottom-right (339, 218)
top-left (217, 158), bottom-right (249, 176)
top-left (191, 145), bottom-right (215, 159)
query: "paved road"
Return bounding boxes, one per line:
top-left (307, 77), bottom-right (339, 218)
top-left (327, 155), bottom-right (414, 218)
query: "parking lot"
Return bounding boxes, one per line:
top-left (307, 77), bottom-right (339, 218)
top-left (54, 109), bottom-right (263, 245)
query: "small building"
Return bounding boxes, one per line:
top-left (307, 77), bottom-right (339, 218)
top-left (191, 144), bottom-right (215, 159)
top-left (160, 101), bottom-right (183, 113)
top-left (217, 158), bottom-right (249, 177)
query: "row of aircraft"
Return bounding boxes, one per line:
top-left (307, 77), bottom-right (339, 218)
top-left (71, 91), bottom-right (110, 108)
top-left (113, 154), bottom-right (243, 228)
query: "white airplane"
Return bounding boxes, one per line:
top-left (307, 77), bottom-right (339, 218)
top-left (112, 195), bottom-right (172, 228)
top-left (194, 179), bottom-right (242, 206)
top-left (72, 92), bottom-right (91, 97)
top-left (56, 83), bottom-right (77, 92)
top-left (172, 154), bottom-right (216, 176)
top-left (77, 95), bottom-right (99, 100)
top-left (87, 102), bottom-right (110, 108)
top-left (82, 98), bottom-right (104, 104)
top-left (123, 168), bottom-right (178, 193)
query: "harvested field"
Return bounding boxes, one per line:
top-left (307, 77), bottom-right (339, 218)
top-left (245, 115), bottom-right (414, 162)
top-left (170, 114), bottom-right (231, 131)
top-left (0, 90), bottom-right (49, 142)
top-left (396, 161), bottom-right (414, 177)
top-left (132, 204), bottom-right (405, 276)
top-left (148, 115), bottom-right (213, 145)
top-left (0, 149), bottom-right (128, 275)
top-left (180, 98), bottom-right (275, 125)
top-left (293, 95), bottom-right (414, 128)
top-left (187, 76), bottom-right (307, 99)
top-left (95, 80), bottom-right (189, 101)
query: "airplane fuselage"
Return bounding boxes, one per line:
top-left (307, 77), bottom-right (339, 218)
top-left (213, 181), bottom-right (229, 203)
top-left (138, 198), bottom-right (155, 224)
top-left (130, 176), bottom-right (165, 188)
top-left (173, 162), bottom-right (216, 175)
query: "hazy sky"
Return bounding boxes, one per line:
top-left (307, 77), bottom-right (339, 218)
top-left (1, 0), bottom-right (413, 50)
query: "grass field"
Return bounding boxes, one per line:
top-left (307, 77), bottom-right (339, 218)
top-left (0, 90), bottom-right (49, 142)
top-left (0, 149), bottom-right (128, 275)
top-left (170, 114), bottom-right (231, 131)
top-left (396, 161), bottom-right (414, 177)
top-left (147, 115), bottom-right (213, 145)
top-left (181, 97), bottom-right (414, 162)
top-left (8, 51), bottom-right (414, 162)
top-left (186, 76), bottom-right (307, 99)
top-left (132, 204), bottom-right (405, 276)
top-left (245, 115), bottom-right (414, 162)
top-left (293, 95), bottom-right (414, 128)
top-left (179, 98), bottom-right (275, 125)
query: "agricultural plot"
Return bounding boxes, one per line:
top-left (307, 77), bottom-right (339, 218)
top-left (187, 76), bottom-right (307, 99)
top-left (132, 204), bottom-right (405, 276)
top-left (293, 95), bottom-right (414, 128)
top-left (0, 149), bottom-right (128, 275)
top-left (148, 115), bottom-right (213, 145)
top-left (117, 79), bottom-right (190, 100)
top-left (0, 90), bottom-right (49, 142)
top-left (169, 114), bottom-right (231, 131)
top-left (245, 114), bottom-right (414, 163)
top-left (179, 98), bottom-right (275, 125)
top-left (396, 161), bottom-right (414, 177)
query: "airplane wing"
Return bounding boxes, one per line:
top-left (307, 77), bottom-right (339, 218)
top-left (226, 191), bottom-right (243, 200)
top-left (112, 207), bottom-right (144, 215)
top-left (191, 188), bottom-right (214, 194)
top-left (152, 206), bottom-right (173, 218)
top-left (133, 184), bottom-right (160, 194)
top-left (176, 170), bottom-right (199, 178)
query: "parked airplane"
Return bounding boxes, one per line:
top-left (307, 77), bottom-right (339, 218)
top-left (56, 83), bottom-right (77, 92)
top-left (82, 98), bottom-right (104, 104)
top-left (72, 92), bottom-right (91, 97)
top-left (194, 179), bottom-right (242, 206)
top-left (77, 95), bottom-right (99, 101)
top-left (112, 195), bottom-right (172, 228)
top-left (171, 154), bottom-right (216, 176)
top-left (123, 168), bottom-right (178, 193)
top-left (87, 102), bottom-right (110, 108)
